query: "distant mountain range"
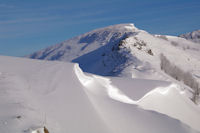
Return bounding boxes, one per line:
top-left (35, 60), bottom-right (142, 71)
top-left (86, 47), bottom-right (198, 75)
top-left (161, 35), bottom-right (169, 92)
top-left (179, 30), bottom-right (200, 44)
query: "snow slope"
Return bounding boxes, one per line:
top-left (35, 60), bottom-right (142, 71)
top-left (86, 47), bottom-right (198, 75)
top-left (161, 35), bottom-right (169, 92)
top-left (179, 30), bottom-right (200, 44)
top-left (0, 55), bottom-right (200, 133)
top-left (0, 56), bottom-right (110, 133)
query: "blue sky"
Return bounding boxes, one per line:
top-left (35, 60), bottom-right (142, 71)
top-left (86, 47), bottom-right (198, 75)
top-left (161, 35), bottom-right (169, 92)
top-left (0, 0), bottom-right (200, 56)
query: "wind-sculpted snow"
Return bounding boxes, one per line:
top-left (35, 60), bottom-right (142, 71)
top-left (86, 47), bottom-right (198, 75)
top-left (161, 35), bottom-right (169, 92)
top-left (74, 63), bottom-right (200, 132)
top-left (0, 55), bottom-right (199, 133)
top-left (74, 64), bottom-right (135, 104)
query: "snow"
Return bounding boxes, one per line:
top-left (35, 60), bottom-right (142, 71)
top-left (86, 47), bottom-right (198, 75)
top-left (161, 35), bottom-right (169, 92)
top-left (27, 24), bottom-right (200, 84)
top-left (0, 56), bottom-right (110, 133)
top-left (1, 23), bottom-right (200, 132)
top-left (179, 30), bottom-right (200, 44)
top-left (75, 64), bottom-right (200, 131)
top-left (0, 55), bottom-right (199, 133)
top-left (31, 128), bottom-right (44, 133)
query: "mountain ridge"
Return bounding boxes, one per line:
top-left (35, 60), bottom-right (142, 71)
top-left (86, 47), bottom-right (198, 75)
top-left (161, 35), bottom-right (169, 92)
top-left (28, 23), bottom-right (137, 61)
top-left (27, 24), bottom-right (200, 91)
top-left (179, 29), bottom-right (200, 44)
top-left (27, 23), bottom-right (200, 80)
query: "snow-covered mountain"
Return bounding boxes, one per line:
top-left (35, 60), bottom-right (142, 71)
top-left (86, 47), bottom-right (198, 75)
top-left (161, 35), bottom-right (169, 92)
top-left (28, 24), bottom-right (200, 85)
top-left (0, 55), bottom-right (200, 133)
top-left (28, 24), bottom-right (137, 76)
top-left (179, 30), bottom-right (200, 44)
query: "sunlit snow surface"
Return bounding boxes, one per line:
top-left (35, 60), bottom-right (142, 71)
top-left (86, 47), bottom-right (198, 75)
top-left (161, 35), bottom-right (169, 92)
top-left (0, 56), bottom-right (199, 133)
top-left (75, 64), bottom-right (200, 131)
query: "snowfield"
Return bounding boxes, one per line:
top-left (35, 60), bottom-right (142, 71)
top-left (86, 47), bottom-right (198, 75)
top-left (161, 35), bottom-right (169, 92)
top-left (0, 55), bottom-right (200, 133)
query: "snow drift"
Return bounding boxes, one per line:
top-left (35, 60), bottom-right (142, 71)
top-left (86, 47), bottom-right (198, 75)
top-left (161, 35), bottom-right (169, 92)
top-left (0, 55), bottom-right (199, 133)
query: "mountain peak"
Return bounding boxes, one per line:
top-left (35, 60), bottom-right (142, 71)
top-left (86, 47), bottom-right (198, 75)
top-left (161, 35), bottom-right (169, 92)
top-left (28, 23), bottom-right (139, 61)
top-left (179, 29), bottom-right (200, 44)
top-left (28, 23), bottom-right (200, 81)
top-left (94, 23), bottom-right (137, 31)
